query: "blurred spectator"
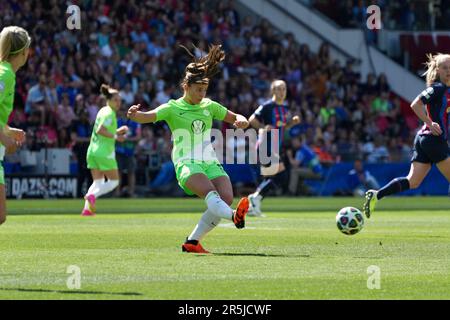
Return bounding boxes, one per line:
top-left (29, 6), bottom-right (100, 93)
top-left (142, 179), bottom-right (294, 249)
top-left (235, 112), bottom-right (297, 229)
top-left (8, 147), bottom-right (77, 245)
top-left (70, 110), bottom-right (92, 197)
top-left (313, 0), bottom-right (448, 31)
top-left (347, 159), bottom-right (380, 196)
top-left (135, 126), bottom-right (175, 193)
top-left (366, 136), bottom-right (390, 163)
top-left (55, 94), bottom-right (77, 147)
top-left (115, 105), bottom-right (142, 197)
top-left (287, 136), bottom-right (323, 195)
top-left (372, 91), bottom-right (392, 114)
top-left (312, 138), bottom-right (334, 165)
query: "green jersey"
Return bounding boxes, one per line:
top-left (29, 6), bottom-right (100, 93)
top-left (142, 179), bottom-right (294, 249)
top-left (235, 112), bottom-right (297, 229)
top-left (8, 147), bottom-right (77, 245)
top-left (87, 105), bottom-right (117, 159)
top-left (0, 61), bottom-right (15, 160)
top-left (155, 98), bottom-right (228, 164)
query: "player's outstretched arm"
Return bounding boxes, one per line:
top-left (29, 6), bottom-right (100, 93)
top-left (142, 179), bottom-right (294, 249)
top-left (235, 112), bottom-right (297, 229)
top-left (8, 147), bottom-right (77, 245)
top-left (4, 125), bottom-right (26, 144)
top-left (0, 126), bottom-right (20, 153)
top-left (248, 113), bottom-right (274, 131)
top-left (127, 104), bottom-right (158, 124)
top-left (116, 125), bottom-right (129, 135)
top-left (223, 110), bottom-right (249, 129)
top-left (248, 113), bottom-right (263, 129)
top-left (96, 125), bottom-right (126, 142)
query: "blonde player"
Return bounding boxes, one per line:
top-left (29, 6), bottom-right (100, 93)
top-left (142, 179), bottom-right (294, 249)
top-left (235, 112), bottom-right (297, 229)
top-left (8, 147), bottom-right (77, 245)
top-left (0, 26), bottom-right (30, 225)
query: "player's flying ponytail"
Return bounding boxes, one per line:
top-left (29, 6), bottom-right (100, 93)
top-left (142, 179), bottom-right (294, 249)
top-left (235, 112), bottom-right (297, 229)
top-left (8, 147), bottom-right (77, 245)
top-left (100, 84), bottom-right (119, 100)
top-left (180, 44), bottom-right (225, 87)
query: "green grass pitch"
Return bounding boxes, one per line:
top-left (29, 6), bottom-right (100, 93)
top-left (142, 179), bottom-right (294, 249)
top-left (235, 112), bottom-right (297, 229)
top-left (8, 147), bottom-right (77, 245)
top-left (0, 197), bottom-right (449, 300)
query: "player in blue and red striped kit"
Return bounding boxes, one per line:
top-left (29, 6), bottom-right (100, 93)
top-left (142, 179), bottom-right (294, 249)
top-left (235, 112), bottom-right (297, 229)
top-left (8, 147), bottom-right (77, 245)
top-left (247, 80), bottom-right (300, 216)
top-left (364, 53), bottom-right (450, 217)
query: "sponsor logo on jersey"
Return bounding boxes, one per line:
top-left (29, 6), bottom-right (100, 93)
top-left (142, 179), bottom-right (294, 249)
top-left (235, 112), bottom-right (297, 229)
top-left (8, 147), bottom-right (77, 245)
top-left (191, 120), bottom-right (206, 134)
top-left (421, 87), bottom-right (434, 99)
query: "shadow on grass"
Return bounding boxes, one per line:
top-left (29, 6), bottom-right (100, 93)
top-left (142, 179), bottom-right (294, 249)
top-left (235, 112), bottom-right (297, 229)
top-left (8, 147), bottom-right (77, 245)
top-left (0, 287), bottom-right (143, 296)
top-left (212, 252), bottom-right (311, 258)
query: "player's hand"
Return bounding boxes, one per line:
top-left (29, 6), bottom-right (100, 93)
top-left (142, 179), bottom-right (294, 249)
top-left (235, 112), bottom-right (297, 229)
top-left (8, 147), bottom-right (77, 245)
top-left (234, 115), bottom-right (249, 129)
top-left (115, 134), bottom-right (126, 143)
top-left (264, 124), bottom-right (274, 131)
top-left (9, 128), bottom-right (26, 145)
top-left (1, 134), bottom-right (20, 154)
top-left (117, 125), bottom-right (129, 135)
top-left (127, 104), bottom-right (141, 120)
top-left (292, 115), bottom-right (301, 125)
top-left (429, 122), bottom-right (442, 136)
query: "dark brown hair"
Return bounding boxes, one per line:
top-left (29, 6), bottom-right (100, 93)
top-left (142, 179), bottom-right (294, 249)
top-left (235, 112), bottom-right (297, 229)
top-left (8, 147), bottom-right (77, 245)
top-left (100, 84), bottom-right (119, 100)
top-left (180, 44), bottom-right (225, 87)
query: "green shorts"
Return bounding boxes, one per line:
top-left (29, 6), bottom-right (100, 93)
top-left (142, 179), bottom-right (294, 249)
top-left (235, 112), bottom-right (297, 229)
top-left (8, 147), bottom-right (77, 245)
top-left (87, 154), bottom-right (118, 171)
top-left (175, 160), bottom-right (228, 195)
top-left (0, 163), bottom-right (4, 185)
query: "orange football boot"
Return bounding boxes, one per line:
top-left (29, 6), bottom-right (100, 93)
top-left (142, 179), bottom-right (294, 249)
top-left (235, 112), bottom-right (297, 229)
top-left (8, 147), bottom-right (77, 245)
top-left (233, 197), bottom-right (249, 229)
top-left (182, 241), bottom-right (210, 254)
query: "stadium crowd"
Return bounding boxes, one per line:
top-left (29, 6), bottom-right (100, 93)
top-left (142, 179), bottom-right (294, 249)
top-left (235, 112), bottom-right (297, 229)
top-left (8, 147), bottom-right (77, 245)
top-left (1, 0), bottom-right (419, 196)
top-left (312, 0), bottom-right (450, 31)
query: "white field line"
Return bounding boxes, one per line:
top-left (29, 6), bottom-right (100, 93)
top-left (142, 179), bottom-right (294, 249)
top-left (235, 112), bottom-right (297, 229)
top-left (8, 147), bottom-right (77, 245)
top-left (218, 222), bottom-right (283, 230)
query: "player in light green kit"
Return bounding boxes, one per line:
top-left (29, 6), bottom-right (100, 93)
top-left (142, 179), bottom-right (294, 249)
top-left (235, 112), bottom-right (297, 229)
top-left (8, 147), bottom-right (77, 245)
top-left (127, 44), bottom-right (250, 253)
top-left (82, 84), bottom-right (129, 216)
top-left (0, 26), bottom-right (30, 225)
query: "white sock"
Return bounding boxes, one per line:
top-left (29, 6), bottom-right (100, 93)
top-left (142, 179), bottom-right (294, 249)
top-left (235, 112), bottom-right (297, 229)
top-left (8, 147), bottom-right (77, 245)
top-left (96, 180), bottom-right (119, 198)
top-left (84, 179), bottom-right (103, 209)
top-left (205, 191), bottom-right (233, 221)
top-left (188, 209), bottom-right (221, 241)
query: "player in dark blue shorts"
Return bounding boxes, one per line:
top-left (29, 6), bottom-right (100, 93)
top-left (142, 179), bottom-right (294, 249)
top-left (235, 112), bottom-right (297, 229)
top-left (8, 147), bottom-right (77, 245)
top-left (364, 53), bottom-right (450, 217)
top-left (247, 80), bottom-right (300, 216)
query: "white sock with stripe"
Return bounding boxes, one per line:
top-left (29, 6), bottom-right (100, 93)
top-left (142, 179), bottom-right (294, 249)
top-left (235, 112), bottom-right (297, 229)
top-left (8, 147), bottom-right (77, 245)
top-left (84, 179), bottom-right (103, 210)
top-left (97, 180), bottom-right (119, 198)
top-left (188, 209), bottom-right (221, 241)
top-left (205, 191), bottom-right (233, 221)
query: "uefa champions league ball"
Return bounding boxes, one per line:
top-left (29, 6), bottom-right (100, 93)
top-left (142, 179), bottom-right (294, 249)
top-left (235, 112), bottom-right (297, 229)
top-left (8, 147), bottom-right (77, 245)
top-left (336, 207), bottom-right (364, 235)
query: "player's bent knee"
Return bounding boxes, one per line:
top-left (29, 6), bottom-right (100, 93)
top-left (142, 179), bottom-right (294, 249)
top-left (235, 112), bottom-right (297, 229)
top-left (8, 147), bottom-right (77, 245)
top-left (221, 194), bottom-right (234, 206)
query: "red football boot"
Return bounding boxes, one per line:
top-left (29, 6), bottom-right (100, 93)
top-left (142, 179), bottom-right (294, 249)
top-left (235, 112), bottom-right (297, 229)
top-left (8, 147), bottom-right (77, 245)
top-left (233, 197), bottom-right (249, 229)
top-left (182, 241), bottom-right (210, 254)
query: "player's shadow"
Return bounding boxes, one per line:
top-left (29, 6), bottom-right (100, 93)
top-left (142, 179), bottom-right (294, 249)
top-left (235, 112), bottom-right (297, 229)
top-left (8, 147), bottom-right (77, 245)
top-left (0, 287), bottom-right (143, 296)
top-left (212, 253), bottom-right (310, 258)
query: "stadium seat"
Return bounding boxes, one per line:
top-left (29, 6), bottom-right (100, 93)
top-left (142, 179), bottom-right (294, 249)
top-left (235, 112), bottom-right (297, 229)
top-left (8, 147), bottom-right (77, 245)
top-left (417, 34), bottom-right (436, 51)
top-left (399, 34), bottom-right (416, 69)
top-left (436, 35), bottom-right (450, 53)
top-left (416, 34), bottom-right (437, 70)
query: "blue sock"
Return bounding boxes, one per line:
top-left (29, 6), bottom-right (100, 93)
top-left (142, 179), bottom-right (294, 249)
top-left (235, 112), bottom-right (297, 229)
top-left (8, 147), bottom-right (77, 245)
top-left (377, 177), bottom-right (410, 200)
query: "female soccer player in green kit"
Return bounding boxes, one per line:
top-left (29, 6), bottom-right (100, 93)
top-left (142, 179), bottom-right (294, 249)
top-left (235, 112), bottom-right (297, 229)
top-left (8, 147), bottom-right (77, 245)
top-left (82, 84), bottom-right (129, 216)
top-left (0, 26), bottom-right (30, 225)
top-left (127, 45), bottom-right (250, 254)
